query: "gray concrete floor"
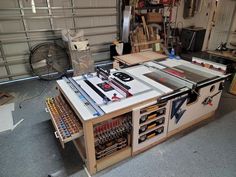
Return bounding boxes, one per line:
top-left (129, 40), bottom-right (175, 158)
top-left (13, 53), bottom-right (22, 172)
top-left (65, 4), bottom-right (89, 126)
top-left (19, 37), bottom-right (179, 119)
top-left (0, 79), bottom-right (236, 177)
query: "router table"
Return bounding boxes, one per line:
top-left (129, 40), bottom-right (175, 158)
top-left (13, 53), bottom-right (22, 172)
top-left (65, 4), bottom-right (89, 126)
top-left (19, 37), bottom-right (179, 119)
top-left (46, 58), bottom-right (227, 175)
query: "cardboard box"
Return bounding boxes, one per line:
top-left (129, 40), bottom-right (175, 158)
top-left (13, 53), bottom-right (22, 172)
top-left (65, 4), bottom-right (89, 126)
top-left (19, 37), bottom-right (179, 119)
top-left (146, 12), bottom-right (163, 23)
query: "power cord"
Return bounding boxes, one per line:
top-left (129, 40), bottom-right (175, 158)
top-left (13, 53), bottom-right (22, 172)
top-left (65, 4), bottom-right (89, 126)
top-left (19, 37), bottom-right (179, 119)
top-left (19, 80), bottom-right (50, 109)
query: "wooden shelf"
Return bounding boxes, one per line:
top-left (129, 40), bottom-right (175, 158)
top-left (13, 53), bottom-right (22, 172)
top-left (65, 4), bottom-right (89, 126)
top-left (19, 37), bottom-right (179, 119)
top-left (135, 4), bottom-right (164, 10)
top-left (132, 40), bottom-right (161, 47)
top-left (73, 137), bottom-right (86, 162)
top-left (96, 147), bottom-right (131, 172)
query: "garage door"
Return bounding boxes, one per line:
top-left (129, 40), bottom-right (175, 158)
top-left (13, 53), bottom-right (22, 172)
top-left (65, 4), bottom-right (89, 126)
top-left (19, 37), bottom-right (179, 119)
top-left (0, 0), bottom-right (120, 82)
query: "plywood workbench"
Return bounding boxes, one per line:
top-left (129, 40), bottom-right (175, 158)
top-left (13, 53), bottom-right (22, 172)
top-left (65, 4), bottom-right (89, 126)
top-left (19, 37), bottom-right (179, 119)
top-left (206, 50), bottom-right (236, 94)
top-left (113, 51), bottom-right (167, 68)
top-left (46, 58), bottom-right (227, 175)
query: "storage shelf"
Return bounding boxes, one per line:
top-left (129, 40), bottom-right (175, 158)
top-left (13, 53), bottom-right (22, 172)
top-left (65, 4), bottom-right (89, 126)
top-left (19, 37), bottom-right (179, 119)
top-left (46, 97), bottom-right (83, 149)
top-left (73, 138), bottom-right (86, 162)
top-left (96, 147), bottom-right (131, 171)
top-left (139, 130), bottom-right (165, 144)
top-left (140, 116), bottom-right (165, 127)
top-left (135, 4), bottom-right (164, 10)
top-left (140, 103), bottom-right (166, 116)
top-left (139, 124), bottom-right (164, 137)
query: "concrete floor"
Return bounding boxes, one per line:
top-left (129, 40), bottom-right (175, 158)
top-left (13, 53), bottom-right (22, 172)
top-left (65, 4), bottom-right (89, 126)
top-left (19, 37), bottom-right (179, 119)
top-left (0, 79), bottom-right (236, 177)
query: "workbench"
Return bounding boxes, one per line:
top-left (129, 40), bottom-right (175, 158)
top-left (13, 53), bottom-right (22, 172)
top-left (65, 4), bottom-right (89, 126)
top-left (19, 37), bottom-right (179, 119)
top-left (207, 50), bottom-right (236, 62)
top-left (113, 51), bottom-right (167, 69)
top-left (206, 50), bottom-right (236, 94)
top-left (46, 58), bottom-right (227, 175)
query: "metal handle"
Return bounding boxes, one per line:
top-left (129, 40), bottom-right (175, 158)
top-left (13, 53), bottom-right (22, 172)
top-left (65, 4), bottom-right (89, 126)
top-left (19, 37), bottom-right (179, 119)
top-left (54, 131), bottom-right (59, 138)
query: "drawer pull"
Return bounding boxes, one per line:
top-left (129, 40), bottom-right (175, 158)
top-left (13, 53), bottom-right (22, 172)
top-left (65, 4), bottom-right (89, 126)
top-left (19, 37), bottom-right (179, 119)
top-left (54, 131), bottom-right (59, 139)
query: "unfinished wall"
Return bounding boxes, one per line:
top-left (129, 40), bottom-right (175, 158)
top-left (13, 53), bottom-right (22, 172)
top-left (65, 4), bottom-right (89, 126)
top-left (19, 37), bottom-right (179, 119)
top-left (0, 0), bottom-right (119, 82)
top-left (175, 0), bottom-right (213, 29)
top-left (206, 0), bottom-right (235, 50)
top-left (227, 5), bottom-right (236, 49)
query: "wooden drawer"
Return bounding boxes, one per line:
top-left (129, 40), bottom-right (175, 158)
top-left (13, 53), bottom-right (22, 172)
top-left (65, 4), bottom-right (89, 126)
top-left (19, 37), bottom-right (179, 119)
top-left (46, 95), bottom-right (83, 148)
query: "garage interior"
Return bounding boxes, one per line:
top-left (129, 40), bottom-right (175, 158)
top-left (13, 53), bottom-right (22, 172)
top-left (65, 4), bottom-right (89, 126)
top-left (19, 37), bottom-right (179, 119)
top-left (0, 1), bottom-right (235, 177)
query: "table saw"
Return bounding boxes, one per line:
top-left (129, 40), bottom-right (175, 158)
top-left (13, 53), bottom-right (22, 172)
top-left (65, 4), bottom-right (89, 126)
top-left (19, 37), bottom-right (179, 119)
top-left (45, 58), bottom-right (227, 175)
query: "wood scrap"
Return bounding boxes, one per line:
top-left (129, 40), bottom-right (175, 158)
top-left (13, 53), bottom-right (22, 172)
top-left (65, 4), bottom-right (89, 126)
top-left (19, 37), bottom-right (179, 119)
top-left (130, 16), bottom-right (162, 53)
top-left (0, 92), bottom-right (14, 106)
top-left (141, 16), bottom-right (150, 40)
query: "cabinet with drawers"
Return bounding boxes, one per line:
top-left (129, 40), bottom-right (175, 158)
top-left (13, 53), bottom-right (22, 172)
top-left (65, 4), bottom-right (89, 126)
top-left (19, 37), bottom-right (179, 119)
top-left (132, 100), bottom-right (170, 153)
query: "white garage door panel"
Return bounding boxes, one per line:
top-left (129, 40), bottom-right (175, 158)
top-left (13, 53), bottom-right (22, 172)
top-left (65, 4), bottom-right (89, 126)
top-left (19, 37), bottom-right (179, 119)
top-left (93, 0), bottom-right (117, 7)
top-left (0, 34), bottom-right (26, 42)
top-left (77, 9), bottom-right (116, 15)
top-left (0, 21), bottom-right (24, 33)
top-left (53, 18), bottom-right (74, 29)
top-left (3, 43), bottom-right (29, 56)
top-left (91, 44), bottom-right (110, 51)
top-left (0, 0), bottom-right (119, 82)
top-left (88, 34), bottom-right (117, 45)
top-left (0, 67), bottom-right (7, 76)
top-left (74, 0), bottom-right (116, 7)
top-left (24, 9), bottom-right (49, 16)
top-left (27, 19), bottom-right (51, 30)
top-left (6, 55), bottom-right (27, 63)
top-left (51, 0), bottom-right (71, 7)
top-left (84, 26), bottom-right (117, 35)
top-left (75, 18), bottom-right (93, 28)
top-left (0, 1), bottom-right (18, 8)
top-left (22, 0), bottom-right (47, 7)
top-left (0, 10), bottom-right (21, 16)
top-left (9, 63), bottom-right (31, 75)
top-left (29, 32), bottom-right (55, 39)
top-left (92, 52), bottom-right (110, 62)
top-left (12, 73), bottom-right (31, 80)
top-left (92, 16), bottom-right (117, 26)
top-left (52, 9), bottom-right (73, 16)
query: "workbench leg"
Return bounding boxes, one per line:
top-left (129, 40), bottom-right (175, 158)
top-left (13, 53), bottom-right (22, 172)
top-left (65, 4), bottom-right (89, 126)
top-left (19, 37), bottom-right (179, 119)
top-left (113, 60), bottom-right (120, 69)
top-left (229, 73), bottom-right (236, 95)
top-left (83, 122), bottom-right (96, 175)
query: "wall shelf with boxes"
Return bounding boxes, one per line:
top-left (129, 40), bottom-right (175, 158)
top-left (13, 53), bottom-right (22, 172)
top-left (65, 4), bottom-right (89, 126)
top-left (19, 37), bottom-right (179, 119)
top-left (129, 0), bottom-right (178, 53)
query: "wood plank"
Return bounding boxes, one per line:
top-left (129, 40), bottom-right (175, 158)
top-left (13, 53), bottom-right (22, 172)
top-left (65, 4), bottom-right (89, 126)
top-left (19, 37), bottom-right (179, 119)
top-left (114, 51), bottom-right (167, 66)
top-left (207, 50), bottom-right (236, 62)
top-left (83, 122), bottom-right (97, 175)
top-left (73, 137), bottom-right (86, 162)
top-left (229, 73), bottom-right (236, 95)
top-left (0, 92), bottom-right (14, 106)
top-left (96, 147), bottom-right (131, 172)
top-left (141, 16), bottom-right (150, 40)
top-left (133, 40), bottom-right (160, 47)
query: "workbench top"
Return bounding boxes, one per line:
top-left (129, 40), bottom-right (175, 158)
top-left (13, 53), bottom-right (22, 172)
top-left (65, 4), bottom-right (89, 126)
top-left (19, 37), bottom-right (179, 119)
top-left (57, 74), bottom-right (163, 121)
top-left (207, 50), bottom-right (236, 62)
top-left (114, 51), bottom-right (167, 65)
top-left (56, 58), bottom-right (226, 122)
